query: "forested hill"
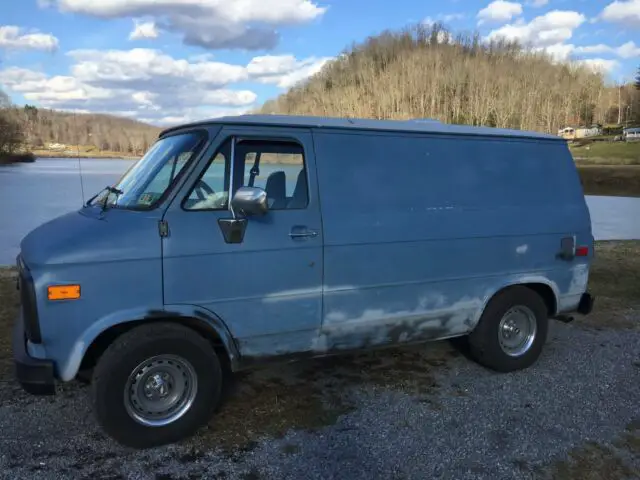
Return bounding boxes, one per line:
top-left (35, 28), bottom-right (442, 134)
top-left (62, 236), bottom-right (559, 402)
top-left (16, 106), bottom-right (162, 155)
top-left (260, 23), bottom-right (640, 134)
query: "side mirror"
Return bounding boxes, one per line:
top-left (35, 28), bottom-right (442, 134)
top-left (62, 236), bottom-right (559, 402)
top-left (231, 186), bottom-right (268, 216)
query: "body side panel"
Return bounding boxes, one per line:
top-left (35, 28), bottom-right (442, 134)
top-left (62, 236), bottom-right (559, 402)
top-left (313, 130), bottom-right (591, 353)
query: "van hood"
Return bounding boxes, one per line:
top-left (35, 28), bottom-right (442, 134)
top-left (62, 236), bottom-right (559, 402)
top-left (20, 207), bottom-right (161, 268)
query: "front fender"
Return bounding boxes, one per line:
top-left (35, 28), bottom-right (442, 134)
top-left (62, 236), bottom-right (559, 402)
top-left (58, 304), bottom-right (240, 382)
top-left (163, 303), bottom-right (241, 367)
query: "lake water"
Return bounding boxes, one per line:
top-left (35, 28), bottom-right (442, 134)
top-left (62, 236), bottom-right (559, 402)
top-left (1, 158), bottom-right (639, 265)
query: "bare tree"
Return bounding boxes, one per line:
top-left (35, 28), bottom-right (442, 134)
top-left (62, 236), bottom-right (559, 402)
top-left (0, 88), bottom-right (24, 158)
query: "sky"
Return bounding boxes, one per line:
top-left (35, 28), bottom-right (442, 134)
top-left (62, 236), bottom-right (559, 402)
top-left (0, 0), bottom-right (639, 126)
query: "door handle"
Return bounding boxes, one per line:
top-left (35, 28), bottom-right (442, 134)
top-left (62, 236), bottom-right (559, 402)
top-left (289, 227), bottom-right (318, 239)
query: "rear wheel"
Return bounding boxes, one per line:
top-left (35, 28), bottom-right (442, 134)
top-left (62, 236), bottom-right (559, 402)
top-left (91, 322), bottom-right (222, 448)
top-left (468, 286), bottom-right (549, 372)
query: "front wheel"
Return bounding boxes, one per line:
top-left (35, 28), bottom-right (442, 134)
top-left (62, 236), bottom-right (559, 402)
top-left (468, 286), bottom-right (549, 372)
top-left (91, 322), bottom-right (222, 448)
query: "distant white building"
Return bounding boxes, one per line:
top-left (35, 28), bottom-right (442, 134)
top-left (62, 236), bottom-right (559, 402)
top-left (47, 143), bottom-right (66, 150)
top-left (623, 127), bottom-right (640, 141)
top-left (557, 126), bottom-right (601, 140)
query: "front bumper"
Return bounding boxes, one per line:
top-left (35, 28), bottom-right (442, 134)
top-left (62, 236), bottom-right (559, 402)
top-left (12, 315), bottom-right (55, 395)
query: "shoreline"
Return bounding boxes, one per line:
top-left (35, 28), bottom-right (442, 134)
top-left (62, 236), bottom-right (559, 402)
top-left (0, 153), bottom-right (36, 165)
top-left (3, 154), bottom-right (639, 198)
top-left (34, 151), bottom-right (141, 160)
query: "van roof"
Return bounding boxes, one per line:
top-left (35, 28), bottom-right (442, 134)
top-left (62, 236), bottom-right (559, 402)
top-left (159, 114), bottom-right (561, 141)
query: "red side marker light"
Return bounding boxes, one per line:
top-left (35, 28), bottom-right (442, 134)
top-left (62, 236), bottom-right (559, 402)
top-left (575, 246), bottom-right (589, 257)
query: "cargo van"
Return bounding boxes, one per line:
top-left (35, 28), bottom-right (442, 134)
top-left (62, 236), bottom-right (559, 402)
top-left (13, 115), bottom-right (594, 448)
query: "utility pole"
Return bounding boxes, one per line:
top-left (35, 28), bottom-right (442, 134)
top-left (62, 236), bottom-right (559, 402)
top-left (618, 79), bottom-right (622, 125)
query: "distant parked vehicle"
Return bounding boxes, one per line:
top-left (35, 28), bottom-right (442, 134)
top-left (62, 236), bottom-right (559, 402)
top-left (14, 114), bottom-right (595, 448)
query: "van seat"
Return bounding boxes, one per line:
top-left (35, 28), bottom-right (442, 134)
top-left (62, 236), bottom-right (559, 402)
top-left (288, 169), bottom-right (308, 209)
top-left (265, 171), bottom-right (287, 209)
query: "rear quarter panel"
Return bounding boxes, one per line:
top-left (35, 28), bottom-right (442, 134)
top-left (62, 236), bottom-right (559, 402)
top-left (312, 129), bottom-right (591, 352)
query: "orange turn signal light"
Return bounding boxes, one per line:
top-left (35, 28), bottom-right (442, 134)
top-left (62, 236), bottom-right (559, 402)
top-left (47, 284), bottom-right (81, 301)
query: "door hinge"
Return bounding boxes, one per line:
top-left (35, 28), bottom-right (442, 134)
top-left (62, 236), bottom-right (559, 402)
top-left (158, 220), bottom-right (169, 237)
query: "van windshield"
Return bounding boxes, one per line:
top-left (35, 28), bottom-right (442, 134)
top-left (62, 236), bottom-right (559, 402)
top-left (90, 131), bottom-right (205, 210)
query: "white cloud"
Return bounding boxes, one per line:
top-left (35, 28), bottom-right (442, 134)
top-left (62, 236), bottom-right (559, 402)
top-left (41, 0), bottom-right (327, 50)
top-left (615, 41), bottom-right (640, 58)
top-left (129, 20), bottom-right (159, 40)
top-left (529, 0), bottom-right (549, 6)
top-left (441, 13), bottom-right (465, 22)
top-left (0, 25), bottom-right (59, 52)
top-left (579, 58), bottom-right (620, 73)
top-left (558, 41), bottom-right (640, 59)
top-left (600, 0), bottom-right (640, 26)
top-left (423, 12), bottom-right (465, 27)
top-left (574, 44), bottom-right (613, 54)
top-left (477, 1), bottom-right (523, 25)
top-left (68, 48), bottom-right (249, 89)
top-left (139, 107), bottom-right (253, 126)
top-left (247, 54), bottom-right (332, 88)
top-left (422, 16), bottom-right (437, 27)
top-left (0, 67), bottom-right (113, 103)
top-left (542, 43), bottom-right (576, 61)
top-left (486, 10), bottom-right (586, 47)
top-left (0, 48), bottom-right (327, 124)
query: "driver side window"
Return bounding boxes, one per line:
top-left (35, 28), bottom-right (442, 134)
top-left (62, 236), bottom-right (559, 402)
top-left (183, 138), bottom-right (231, 211)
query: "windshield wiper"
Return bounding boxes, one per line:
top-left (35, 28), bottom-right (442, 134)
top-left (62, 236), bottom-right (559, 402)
top-left (85, 186), bottom-right (124, 210)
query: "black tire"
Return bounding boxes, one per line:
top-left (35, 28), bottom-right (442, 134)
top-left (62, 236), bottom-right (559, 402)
top-left (91, 322), bottom-right (222, 449)
top-left (468, 286), bottom-right (549, 372)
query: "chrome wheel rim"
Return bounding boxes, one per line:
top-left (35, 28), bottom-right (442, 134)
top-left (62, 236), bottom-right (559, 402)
top-left (124, 354), bottom-right (198, 427)
top-left (497, 306), bottom-right (537, 357)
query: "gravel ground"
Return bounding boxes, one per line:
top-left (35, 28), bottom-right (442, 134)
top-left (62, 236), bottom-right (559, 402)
top-left (1, 319), bottom-right (639, 480)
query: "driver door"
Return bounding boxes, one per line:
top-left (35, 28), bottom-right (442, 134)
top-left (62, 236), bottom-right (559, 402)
top-left (161, 126), bottom-right (324, 361)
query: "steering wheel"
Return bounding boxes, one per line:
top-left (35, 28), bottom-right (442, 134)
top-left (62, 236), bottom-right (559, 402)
top-left (193, 179), bottom-right (215, 201)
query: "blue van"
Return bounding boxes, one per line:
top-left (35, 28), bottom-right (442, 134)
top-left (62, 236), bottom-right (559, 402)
top-left (13, 115), bottom-right (594, 448)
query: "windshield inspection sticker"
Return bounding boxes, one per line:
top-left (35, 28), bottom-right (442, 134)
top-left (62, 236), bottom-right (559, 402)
top-left (138, 193), bottom-right (154, 205)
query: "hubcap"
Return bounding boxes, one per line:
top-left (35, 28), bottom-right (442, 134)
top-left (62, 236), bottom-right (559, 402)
top-left (497, 306), bottom-right (537, 357)
top-left (124, 354), bottom-right (198, 427)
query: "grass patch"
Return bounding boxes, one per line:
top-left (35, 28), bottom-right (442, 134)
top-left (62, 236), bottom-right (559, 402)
top-left (581, 240), bottom-right (640, 330)
top-left (0, 267), bottom-right (18, 383)
top-left (589, 241), bottom-right (640, 309)
top-left (570, 141), bottom-right (640, 164)
top-left (549, 441), bottom-right (637, 480)
top-left (577, 165), bottom-right (640, 197)
top-left (548, 419), bottom-right (640, 480)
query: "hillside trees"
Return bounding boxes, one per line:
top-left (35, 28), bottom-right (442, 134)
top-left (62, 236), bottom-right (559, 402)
top-left (0, 85), bottom-right (161, 155)
top-left (12, 106), bottom-right (162, 154)
top-left (261, 23), bottom-right (638, 132)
